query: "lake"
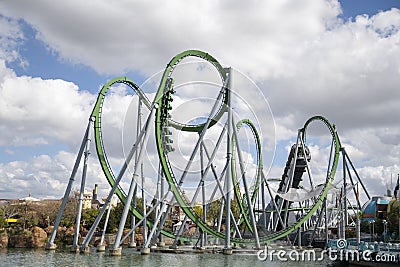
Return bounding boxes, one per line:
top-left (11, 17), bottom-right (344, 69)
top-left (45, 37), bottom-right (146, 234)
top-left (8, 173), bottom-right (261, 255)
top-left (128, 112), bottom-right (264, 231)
top-left (0, 247), bottom-right (337, 267)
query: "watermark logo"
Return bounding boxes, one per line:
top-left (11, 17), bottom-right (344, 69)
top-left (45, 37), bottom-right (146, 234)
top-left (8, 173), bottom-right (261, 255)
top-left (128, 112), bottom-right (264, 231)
top-left (336, 238), bottom-right (347, 249)
top-left (257, 241), bottom-right (398, 263)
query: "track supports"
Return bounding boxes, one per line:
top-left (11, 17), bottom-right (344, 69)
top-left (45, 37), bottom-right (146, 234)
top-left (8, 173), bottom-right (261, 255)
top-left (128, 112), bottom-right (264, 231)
top-left (71, 132), bottom-right (92, 253)
top-left (46, 51), bottom-right (355, 254)
top-left (45, 120), bottom-right (93, 250)
top-left (223, 68), bottom-right (233, 254)
top-left (110, 107), bottom-right (155, 256)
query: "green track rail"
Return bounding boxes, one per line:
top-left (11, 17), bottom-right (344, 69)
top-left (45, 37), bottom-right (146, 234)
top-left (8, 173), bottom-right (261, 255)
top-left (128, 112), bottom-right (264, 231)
top-left (90, 77), bottom-right (180, 240)
top-left (232, 119), bottom-right (263, 232)
top-left (91, 50), bottom-right (341, 245)
top-left (154, 50), bottom-right (341, 244)
top-left (155, 50), bottom-right (229, 132)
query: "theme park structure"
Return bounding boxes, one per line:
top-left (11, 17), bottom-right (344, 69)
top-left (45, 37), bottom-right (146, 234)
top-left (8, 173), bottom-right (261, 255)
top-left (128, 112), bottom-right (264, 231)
top-left (45, 50), bottom-right (370, 255)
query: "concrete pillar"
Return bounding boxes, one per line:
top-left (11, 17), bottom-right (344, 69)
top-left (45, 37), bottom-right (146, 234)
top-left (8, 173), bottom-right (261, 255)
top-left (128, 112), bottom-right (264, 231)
top-left (223, 248), bottom-right (233, 255)
top-left (70, 245), bottom-right (80, 253)
top-left (80, 246), bottom-right (91, 254)
top-left (97, 245), bottom-right (106, 252)
top-left (141, 247), bottom-right (151, 255)
top-left (45, 243), bottom-right (57, 250)
top-left (110, 247), bottom-right (122, 256)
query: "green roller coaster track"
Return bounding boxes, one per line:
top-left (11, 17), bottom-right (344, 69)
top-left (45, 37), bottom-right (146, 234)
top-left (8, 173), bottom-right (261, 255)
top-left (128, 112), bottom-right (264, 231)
top-left (91, 50), bottom-right (341, 245)
top-left (90, 77), bottom-right (180, 240)
top-left (232, 119), bottom-right (263, 232)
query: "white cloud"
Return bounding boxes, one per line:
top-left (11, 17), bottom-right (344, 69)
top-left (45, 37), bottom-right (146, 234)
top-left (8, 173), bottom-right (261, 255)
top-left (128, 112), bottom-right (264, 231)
top-left (0, 15), bottom-right (26, 66)
top-left (0, 0), bottom-right (398, 204)
top-left (0, 0), bottom-right (340, 76)
top-left (0, 62), bottom-right (93, 147)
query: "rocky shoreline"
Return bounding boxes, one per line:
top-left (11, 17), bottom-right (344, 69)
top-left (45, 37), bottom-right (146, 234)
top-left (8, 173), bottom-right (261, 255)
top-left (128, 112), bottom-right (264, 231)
top-left (0, 226), bottom-right (149, 249)
top-left (1, 226), bottom-right (48, 248)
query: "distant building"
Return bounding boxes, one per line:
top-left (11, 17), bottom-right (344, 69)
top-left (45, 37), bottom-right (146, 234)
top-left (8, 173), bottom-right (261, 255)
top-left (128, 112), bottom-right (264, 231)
top-left (91, 184), bottom-right (101, 209)
top-left (362, 194), bottom-right (391, 222)
top-left (170, 190), bottom-right (191, 222)
top-left (101, 194), bottom-right (119, 208)
top-left (168, 190), bottom-right (202, 224)
top-left (19, 193), bottom-right (40, 202)
top-left (75, 184), bottom-right (103, 210)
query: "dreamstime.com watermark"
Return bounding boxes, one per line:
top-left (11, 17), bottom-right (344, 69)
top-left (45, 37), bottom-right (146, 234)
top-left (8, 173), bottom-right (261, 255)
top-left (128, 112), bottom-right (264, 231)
top-left (257, 239), bottom-right (398, 262)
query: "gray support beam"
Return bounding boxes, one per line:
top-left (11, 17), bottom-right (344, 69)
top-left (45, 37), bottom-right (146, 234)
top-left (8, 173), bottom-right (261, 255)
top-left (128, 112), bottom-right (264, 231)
top-left (130, 97), bottom-right (143, 248)
top-left (120, 191), bottom-right (170, 244)
top-left (344, 151), bottom-right (371, 200)
top-left (342, 148), bottom-right (347, 240)
top-left (110, 107), bottom-right (155, 255)
top-left (71, 135), bottom-right (92, 252)
top-left (215, 197), bottom-right (225, 245)
top-left (231, 116), bottom-right (260, 249)
top-left (143, 201), bottom-right (168, 249)
top-left (97, 198), bottom-right (112, 252)
top-left (200, 142), bottom-right (206, 247)
top-left (80, 107), bottom-right (150, 251)
top-left (308, 200), bottom-right (326, 247)
top-left (159, 165), bottom-right (166, 246)
top-left (128, 185), bottom-right (138, 248)
top-left (46, 121), bottom-right (91, 250)
top-left (141, 162), bottom-right (147, 247)
top-left (325, 198), bottom-right (329, 249)
top-left (262, 171), bottom-right (291, 244)
top-left (223, 68), bottom-right (232, 254)
top-left (261, 178), bottom-right (267, 229)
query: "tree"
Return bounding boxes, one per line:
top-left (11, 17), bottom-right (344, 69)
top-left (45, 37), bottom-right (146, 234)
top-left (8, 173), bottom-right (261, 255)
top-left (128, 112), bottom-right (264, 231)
top-left (102, 197), bottom-right (144, 233)
top-left (0, 209), bottom-right (6, 229)
top-left (81, 208), bottom-right (100, 230)
top-left (1, 204), bottom-right (19, 222)
top-left (206, 199), bottom-right (222, 227)
top-left (206, 198), bottom-right (241, 227)
top-left (386, 199), bottom-right (399, 235)
top-left (28, 200), bottom-right (60, 228)
top-left (60, 197), bottom-right (78, 227)
top-left (193, 205), bottom-right (203, 218)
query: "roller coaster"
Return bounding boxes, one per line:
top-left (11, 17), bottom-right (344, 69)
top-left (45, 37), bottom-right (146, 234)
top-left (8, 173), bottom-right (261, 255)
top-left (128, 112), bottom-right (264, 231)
top-left (45, 50), bottom-right (370, 255)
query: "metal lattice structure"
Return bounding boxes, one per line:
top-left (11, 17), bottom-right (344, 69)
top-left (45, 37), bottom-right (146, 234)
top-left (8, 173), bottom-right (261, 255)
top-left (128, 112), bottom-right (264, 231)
top-left (45, 50), bottom-right (370, 255)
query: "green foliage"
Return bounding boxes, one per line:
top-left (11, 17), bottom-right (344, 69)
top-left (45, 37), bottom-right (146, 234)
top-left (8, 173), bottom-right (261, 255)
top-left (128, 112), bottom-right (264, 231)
top-left (101, 197), bottom-right (145, 233)
top-left (103, 202), bottom-right (124, 233)
top-left (81, 208), bottom-right (100, 230)
top-left (231, 199), bottom-right (240, 221)
top-left (206, 199), bottom-right (222, 227)
top-left (164, 218), bottom-right (172, 232)
top-left (383, 198), bottom-right (399, 236)
top-left (0, 209), bottom-right (5, 228)
top-left (345, 228), bottom-right (356, 238)
top-left (360, 220), bottom-right (370, 233)
top-left (206, 198), bottom-right (240, 227)
top-left (60, 197), bottom-right (78, 227)
top-left (193, 205), bottom-right (203, 218)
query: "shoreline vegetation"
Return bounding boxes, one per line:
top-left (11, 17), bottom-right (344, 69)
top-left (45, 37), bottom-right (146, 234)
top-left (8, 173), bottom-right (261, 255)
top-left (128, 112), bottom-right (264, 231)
top-left (0, 196), bottom-right (154, 249)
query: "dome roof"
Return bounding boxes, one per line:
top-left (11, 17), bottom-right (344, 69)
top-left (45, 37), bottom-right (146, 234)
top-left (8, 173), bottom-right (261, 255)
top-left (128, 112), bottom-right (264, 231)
top-left (361, 196), bottom-right (391, 221)
top-left (362, 199), bottom-right (377, 221)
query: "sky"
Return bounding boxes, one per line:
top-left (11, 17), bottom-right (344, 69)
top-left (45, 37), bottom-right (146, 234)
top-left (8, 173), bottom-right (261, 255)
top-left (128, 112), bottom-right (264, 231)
top-left (0, 0), bottom-right (399, 204)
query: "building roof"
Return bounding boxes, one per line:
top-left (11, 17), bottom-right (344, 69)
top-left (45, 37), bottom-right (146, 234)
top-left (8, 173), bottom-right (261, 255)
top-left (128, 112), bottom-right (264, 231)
top-left (20, 195), bottom-right (40, 202)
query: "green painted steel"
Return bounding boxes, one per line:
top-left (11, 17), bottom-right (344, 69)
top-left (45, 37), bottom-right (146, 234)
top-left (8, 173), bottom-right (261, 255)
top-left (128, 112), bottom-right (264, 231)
top-left (231, 119), bottom-right (263, 232)
top-left (260, 115), bottom-right (340, 244)
top-left (154, 50), bottom-right (341, 244)
top-left (153, 50), bottom-right (229, 132)
top-left (155, 50), bottom-right (227, 241)
top-left (90, 51), bottom-right (341, 245)
top-left (90, 76), bottom-right (179, 240)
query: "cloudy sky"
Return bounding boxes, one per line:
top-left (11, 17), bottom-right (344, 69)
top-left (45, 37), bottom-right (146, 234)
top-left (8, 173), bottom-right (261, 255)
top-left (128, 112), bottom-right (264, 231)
top-left (0, 0), bottom-right (399, 204)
